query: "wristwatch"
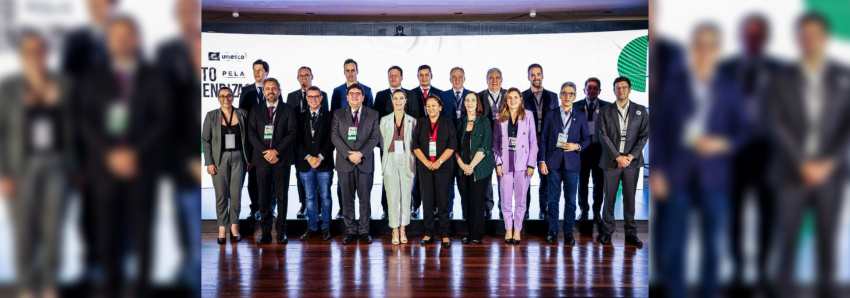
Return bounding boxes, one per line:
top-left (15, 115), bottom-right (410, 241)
top-left (439, 159), bottom-right (443, 164)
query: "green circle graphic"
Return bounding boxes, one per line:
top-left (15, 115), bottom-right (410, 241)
top-left (617, 35), bottom-right (648, 93)
top-left (805, 0), bottom-right (850, 41)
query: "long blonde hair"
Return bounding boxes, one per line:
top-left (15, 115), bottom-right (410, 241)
top-left (497, 87), bottom-right (526, 123)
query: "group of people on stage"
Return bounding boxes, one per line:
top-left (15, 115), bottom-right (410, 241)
top-left (202, 59), bottom-right (649, 248)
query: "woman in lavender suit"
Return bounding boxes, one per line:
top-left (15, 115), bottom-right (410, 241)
top-left (492, 87), bottom-right (538, 244)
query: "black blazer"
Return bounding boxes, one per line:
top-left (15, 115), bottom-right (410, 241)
top-left (247, 101), bottom-right (298, 167)
top-left (522, 88), bottom-right (560, 135)
top-left (410, 85), bottom-right (443, 117)
top-left (286, 89), bottom-right (329, 114)
top-left (374, 88), bottom-right (420, 119)
top-left (411, 116), bottom-right (457, 173)
top-left (477, 88), bottom-right (508, 125)
top-left (295, 109), bottom-right (335, 172)
top-left (238, 82), bottom-right (282, 115)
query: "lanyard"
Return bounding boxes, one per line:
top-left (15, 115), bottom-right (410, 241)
top-left (584, 100), bottom-right (598, 119)
top-left (394, 116), bottom-right (404, 139)
top-left (429, 119), bottom-right (439, 141)
top-left (489, 91), bottom-right (501, 108)
top-left (534, 92), bottom-right (544, 110)
top-left (222, 108), bottom-right (235, 133)
top-left (562, 109), bottom-right (572, 130)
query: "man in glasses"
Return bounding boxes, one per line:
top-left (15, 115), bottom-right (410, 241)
top-left (286, 66), bottom-right (328, 219)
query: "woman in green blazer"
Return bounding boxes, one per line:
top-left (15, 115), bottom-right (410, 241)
top-left (455, 92), bottom-right (495, 245)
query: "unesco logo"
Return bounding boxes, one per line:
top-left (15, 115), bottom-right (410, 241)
top-left (208, 52), bottom-right (220, 61)
top-left (208, 52), bottom-right (247, 62)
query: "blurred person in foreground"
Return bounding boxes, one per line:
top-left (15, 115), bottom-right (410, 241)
top-left (655, 23), bottom-right (747, 298)
top-left (155, 0), bottom-right (201, 292)
top-left (77, 15), bottom-right (169, 297)
top-left (61, 0), bottom-right (117, 76)
top-left (766, 12), bottom-right (850, 298)
top-left (0, 30), bottom-right (75, 298)
top-left (717, 13), bottom-right (783, 292)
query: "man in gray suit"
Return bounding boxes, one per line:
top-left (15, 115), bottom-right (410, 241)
top-left (331, 83), bottom-right (382, 244)
top-left (596, 77), bottom-right (648, 246)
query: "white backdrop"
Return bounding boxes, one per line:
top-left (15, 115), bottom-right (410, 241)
top-left (200, 30), bottom-right (649, 189)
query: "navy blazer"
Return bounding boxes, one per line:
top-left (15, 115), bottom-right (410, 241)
top-left (537, 108), bottom-right (591, 172)
top-left (655, 74), bottom-right (748, 191)
top-left (330, 82), bottom-right (373, 111)
top-left (522, 88), bottom-right (560, 135)
top-left (439, 88), bottom-right (472, 120)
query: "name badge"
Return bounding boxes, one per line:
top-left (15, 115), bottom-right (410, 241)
top-left (263, 125), bottom-right (274, 140)
top-left (106, 101), bottom-right (129, 136)
top-left (587, 121), bottom-right (595, 135)
top-left (394, 140), bottom-right (404, 155)
top-left (32, 117), bottom-right (54, 150)
top-left (509, 137), bottom-right (517, 151)
top-left (347, 127), bottom-right (357, 141)
top-left (428, 141), bottom-right (437, 157)
top-left (556, 133), bottom-right (567, 148)
top-left (225, 133), bottom-right (236, 149)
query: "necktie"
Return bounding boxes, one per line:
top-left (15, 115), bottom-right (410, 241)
top-left (423, 88), bottom-right (428, 99)
top-left (268, 106), bottom-right (275, 147)
top-left (311, 112), bottom-right (318, 127)
top-left (257, 87), bottom-right (263, 104)
top-left (455, 91), bottom-right (461, 102)
top-left (353, 110), bottom-right (359, 127)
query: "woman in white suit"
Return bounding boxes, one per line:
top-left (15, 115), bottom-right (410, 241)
top-left (381, 89), bottom-right (417, 245)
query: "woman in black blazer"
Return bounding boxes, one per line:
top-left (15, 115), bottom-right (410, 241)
top-left (411, 96), bottom-right (457, 248)
top-left (202, 87), bottom-right (250, 244)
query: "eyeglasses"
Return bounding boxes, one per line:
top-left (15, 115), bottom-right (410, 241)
top-left (348, 92), bottom-right (363, 97)
top-left (388, 74), bottom-right (401, 78)
top-left (306, 95), bottom-right (322, 99)
top-left (615, 86), bottom-right (631, 91)
top-left (560, 92), bottom-right (576, 97)
top-left (218, 95), bottom-right (233, 99)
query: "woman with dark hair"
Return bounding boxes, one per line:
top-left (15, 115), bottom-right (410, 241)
top-left (455, 93), bottom-right (495, 245)
top-left (411, 95), bottom-right (456, 248)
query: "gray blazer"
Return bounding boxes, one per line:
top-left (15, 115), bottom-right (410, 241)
top-left (202, 108), bottom-right (250, 166)
top-left (379, 113), bottom-right (416, 178)
top-left (331, 106), bottom-right (382, 173)
top-left (0, 74), bottom-right (76, 179)
top-left (596, 101), bottom-right (649, 169)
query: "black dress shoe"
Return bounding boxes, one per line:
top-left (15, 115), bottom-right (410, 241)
top-left (296, 205), bottom-right (306, 218)
top-left (343, 234), bottom-right (356, 244)
top-left (594, 213), bottom-right (603, 225)
top-left (256, 235), bottom-right (272, 244)
top-left (301, 228), bottom-right (317, 240)
top-left (600, 234), bottom-right (612, 244)
top-left (625, 235), bottom-right (643, 246)
top-left (564, 233), bottom-right (576, 245)
top-left (335, 212), bottom-right (343, 220)
top-left (360, 234), bottom-right (372, 243)
top-left (469, 240), bottom-right (481, 245)
top-left (322, 228), bottom-right (331, 240)
top-left (442, 241), bottom-right (451, 248)
top-left (546, 231), bottom-right (557, 244)
top-left (576, 212), bottom-right (588, 221)
top-left (421, 238), bottom-right (434, 245)
top-left (484, 211), bottom-right (492, 219)
top-left (230, 235), bottom-right (242, 242)
top-left (217, 237), bottom-right (226, 244)
top-left (462, 237), bottom-right (469, 244)
top-left (505, 237), bottom-right (513, 244)
top-left (381, 212), bottom-right (388, 220)
top-left (277, 233), bottom-right (288, 244)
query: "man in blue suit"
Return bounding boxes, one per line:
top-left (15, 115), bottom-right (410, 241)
top-left (437, 66), bottom-right (472, 219)
top-left (538, 82), bottom-right (590, 245)
top-left (523, 63), bottom-right (559, 220)
top-left (331, 58), bottom-right (374, 111)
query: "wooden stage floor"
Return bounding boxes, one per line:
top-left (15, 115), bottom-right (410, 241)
top-left (202, 230), bottom-right (649, 297)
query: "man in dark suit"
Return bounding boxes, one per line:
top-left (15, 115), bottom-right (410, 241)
top-left (477, 68), bottom-right (507, 219)
top-left (247, 78), bottom-right (298, 244)
top-left (330, 84), bottom-right (382, 244)
top-left (286, 66), bottom-right (328, 219)
top-left (539, 82), bottom-right (591, 245)
top-left (766, 14), bottom-right (850, 298)
top-left (238, 59), bottom-right (280, 222)
top-left (596, 77), bottom-right (648, 246)
top-left (60, 0), bottom-right (115, 76)
top-left (572, 77), bottom-right (611, 228)
top-left (438, 66), bottom-right (472, 219)
top-left (717, 14), bottom-right (784, 288)
top-left (295, 86), bottom-right (335, 241)
top-left (373, 66), bottom-right (418, 220)
top-left (523, 63), bottom-right (559, 220)
top-left (409, 65), bottom-right (442, 218)
top-left (330, 58), bottom-right (374, 111)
